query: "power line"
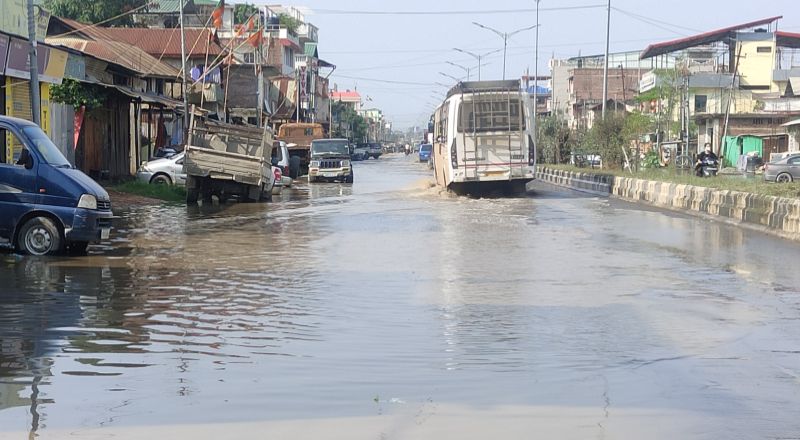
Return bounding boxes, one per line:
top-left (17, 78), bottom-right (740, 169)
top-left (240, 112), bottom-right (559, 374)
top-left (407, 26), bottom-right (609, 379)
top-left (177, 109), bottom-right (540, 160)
top-left (610, 8), bottom-right (695, 37)
top-left (313, 4), bottom-right (605, 15)
top-left (332, 74), bottom-right (435, 86)
top-left (333, 36), bottom-right (675, 74)
top-left (611, 7), bottom-right (703, 34)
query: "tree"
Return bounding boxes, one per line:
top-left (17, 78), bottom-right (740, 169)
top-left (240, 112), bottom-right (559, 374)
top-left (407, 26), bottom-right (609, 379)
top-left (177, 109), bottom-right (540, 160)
top-left (44, 0), bottom-right (145, 26)
top-left (587, 113), bottom-right (627, 169)
top-left (278, 13), bottom-right (301, 34)
top-left (50, 79), bottom-right (107, 111)
top-left (537, 113), bottom-right (577, 164)
top-left (332, 102), bottom-right (368, 143)
top-left (635, 68), bottom-right (681, 141)
top-left (234, 3), bottom-right (258, 24)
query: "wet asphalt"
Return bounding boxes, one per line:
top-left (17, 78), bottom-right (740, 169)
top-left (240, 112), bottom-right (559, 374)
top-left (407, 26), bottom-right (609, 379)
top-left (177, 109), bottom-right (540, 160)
top-left (1, 154), bottom-right (800, 439)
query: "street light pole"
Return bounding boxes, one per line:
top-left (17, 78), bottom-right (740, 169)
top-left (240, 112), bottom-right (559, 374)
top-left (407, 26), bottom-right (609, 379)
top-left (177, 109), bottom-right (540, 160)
top-left (453, 48), bottom-right (502, 81)
top-left (473, 22), bottom-right (538, 80)
top-left (446, 61), bottom-right (470, 81)
top-left (439, 71), bottom-right (462, 83)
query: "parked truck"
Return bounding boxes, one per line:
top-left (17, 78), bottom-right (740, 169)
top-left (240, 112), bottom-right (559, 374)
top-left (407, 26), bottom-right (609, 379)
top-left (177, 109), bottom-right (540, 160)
top-left (276, 122), bottom-right (326, 178)
top-left (184, 116), bottom-right (276, 205)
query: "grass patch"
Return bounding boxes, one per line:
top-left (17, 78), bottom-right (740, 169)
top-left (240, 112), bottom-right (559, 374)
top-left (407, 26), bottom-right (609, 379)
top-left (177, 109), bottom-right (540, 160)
top-left (111, 181), bottom-right (186, 202)
top-left (544, 164), bottom-right (800, 199)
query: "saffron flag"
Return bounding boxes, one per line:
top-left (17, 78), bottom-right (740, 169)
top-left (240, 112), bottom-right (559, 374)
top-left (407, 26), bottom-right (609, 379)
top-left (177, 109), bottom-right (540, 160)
top-left (211, 0), bottom-right (225, 29)
top-left (246, 30), bottom-right (263, 48)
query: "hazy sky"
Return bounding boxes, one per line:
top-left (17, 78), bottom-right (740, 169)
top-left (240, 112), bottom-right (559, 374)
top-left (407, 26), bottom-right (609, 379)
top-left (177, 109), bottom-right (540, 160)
top-left (261, 1), bottom-right (800, 129)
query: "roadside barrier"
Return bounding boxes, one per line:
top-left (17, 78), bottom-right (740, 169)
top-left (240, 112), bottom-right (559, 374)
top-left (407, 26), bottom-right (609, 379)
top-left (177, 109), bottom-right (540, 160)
top-left (536, 166), bottom-right (800, 241)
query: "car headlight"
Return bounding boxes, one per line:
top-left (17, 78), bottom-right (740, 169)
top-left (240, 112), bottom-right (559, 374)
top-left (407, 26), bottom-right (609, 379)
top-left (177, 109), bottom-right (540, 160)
top-left (341, 160), bottom-right (351, 167)
top-left (310, 161), bottom-right (321, 167)
top-left (77, 194), bottom-right (97, 210)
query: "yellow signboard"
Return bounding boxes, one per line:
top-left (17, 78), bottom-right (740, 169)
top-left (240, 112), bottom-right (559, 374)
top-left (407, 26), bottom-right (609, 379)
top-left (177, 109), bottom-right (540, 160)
top-left (43, 48), bottom-right (68, 84)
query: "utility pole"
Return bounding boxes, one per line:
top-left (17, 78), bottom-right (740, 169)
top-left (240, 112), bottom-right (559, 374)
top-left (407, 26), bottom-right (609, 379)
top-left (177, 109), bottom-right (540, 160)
top-left (26, 0), bottom-right (41, 125)
top-left (178, 0), bottom-right (189, 118)
top-left (256, 13), bottom-right (264, 127)
top-left (601, 0), bottom-right (611, 118)
top-left (533, 0), bottom-right (540, 154)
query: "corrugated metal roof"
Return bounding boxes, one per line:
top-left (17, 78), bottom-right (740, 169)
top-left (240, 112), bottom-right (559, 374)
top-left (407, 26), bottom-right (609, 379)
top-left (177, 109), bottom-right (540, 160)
top-left (55, 17), bottom-right (224, 58)
top-left (95, 28), bottom-right (224, 58)
top-left (47, 37), bottom-right (180, 78)
top-left (640, 16), bottom-right (782, 59)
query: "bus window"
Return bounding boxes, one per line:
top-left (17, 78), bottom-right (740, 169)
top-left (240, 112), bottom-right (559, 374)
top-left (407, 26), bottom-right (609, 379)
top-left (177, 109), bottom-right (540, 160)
top-left (458, 99), bottom-right (522, 133)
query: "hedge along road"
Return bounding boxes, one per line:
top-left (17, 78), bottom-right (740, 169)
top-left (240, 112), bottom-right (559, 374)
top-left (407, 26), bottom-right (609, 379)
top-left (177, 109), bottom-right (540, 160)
top-left (1, 154), bottom-right (799, 440)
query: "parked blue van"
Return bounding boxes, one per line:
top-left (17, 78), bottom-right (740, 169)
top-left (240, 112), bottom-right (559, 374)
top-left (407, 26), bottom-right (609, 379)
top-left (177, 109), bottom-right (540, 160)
top-left (419, 143), bottom-right (432, 163)
top-left (0, 116), bottom-right (112, 255)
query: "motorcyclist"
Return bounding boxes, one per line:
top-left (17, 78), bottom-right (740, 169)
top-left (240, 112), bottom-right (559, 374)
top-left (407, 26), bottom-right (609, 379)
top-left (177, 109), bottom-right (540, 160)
top-left (695, 143), bottom-right (719, 176)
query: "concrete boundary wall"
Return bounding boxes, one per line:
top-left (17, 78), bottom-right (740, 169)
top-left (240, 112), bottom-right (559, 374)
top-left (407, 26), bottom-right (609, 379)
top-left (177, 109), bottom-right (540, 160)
top-left (536, 166), bottom-right (800, 241)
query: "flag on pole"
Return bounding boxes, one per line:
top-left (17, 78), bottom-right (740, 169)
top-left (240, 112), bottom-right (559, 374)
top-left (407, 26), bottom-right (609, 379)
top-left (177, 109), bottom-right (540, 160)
top-left (208, 28), bottom-right (220, 45)
top-left (211, 0), bottom-right (225, 29)
top-left (246, 30), bottom-right (263, 48)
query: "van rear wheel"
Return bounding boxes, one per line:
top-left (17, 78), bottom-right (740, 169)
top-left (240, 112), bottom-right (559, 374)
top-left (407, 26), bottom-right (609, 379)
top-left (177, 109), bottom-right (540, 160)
top-left (18, 217), bottom-right (63, 256)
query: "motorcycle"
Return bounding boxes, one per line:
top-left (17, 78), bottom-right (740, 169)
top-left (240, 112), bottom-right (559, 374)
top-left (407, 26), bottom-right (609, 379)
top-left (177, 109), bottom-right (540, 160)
top-left (696, 157), bottom-right (719, 177)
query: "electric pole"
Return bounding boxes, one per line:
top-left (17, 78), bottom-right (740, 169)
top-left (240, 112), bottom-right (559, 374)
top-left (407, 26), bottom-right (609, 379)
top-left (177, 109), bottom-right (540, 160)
top-left (178, 0), bottom-right (189, 118)
top-left (533, 0), bottom-right (540, 155)
top-left (27, 0), bottom-right (41, 125)
top-left (601, 0), bottom-right (611, 118)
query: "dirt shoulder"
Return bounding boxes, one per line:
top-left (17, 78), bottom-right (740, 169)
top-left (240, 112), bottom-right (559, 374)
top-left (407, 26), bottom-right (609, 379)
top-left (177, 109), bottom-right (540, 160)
top-left (106, 189), bottom-right (163, 210)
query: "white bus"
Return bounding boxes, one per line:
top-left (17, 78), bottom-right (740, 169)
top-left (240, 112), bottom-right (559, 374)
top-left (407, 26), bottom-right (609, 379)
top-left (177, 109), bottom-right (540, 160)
top-left (432, 80), bottom-right (536, 194)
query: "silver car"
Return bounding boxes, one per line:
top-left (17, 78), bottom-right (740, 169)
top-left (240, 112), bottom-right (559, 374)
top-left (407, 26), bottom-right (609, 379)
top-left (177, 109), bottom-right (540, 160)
top-left (136, 153), bottom-right (187, 185)
top-left (764, 153), bottom-right (800, 183)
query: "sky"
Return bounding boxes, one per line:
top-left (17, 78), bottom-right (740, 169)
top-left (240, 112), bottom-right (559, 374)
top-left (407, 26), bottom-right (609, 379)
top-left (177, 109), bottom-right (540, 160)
top-left (252, 0), bottom-right (800, 129)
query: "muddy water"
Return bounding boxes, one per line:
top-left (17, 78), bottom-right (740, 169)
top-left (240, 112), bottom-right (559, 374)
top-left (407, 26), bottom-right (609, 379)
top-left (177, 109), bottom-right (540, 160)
top-left (1, 155), bottom-right (800, 439)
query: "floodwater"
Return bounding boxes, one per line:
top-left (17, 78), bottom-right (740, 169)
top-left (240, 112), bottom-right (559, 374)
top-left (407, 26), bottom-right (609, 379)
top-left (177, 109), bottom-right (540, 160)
top-left (1, 155), bottom-right (800, 439)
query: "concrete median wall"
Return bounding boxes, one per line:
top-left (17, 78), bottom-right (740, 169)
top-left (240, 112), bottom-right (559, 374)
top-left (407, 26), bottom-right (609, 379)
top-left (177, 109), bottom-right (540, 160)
top-left (536, 166), bottom-right (800, 240)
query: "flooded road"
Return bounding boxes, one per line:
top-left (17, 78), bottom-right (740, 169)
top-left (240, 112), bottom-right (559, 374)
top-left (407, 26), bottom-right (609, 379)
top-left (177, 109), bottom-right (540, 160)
top-left (2, 154), bottom-right (800, 439)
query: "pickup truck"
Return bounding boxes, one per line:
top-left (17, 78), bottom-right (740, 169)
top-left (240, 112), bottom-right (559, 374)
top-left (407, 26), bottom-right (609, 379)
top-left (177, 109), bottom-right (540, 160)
top-left (308, 139), bottom-right (354, 183)
top-left (276, 122), bottom-right (326, 178)
top-left (0, 116), bottom-right (113, 255)
top-left (184, 116), bottom-right (276, 204)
